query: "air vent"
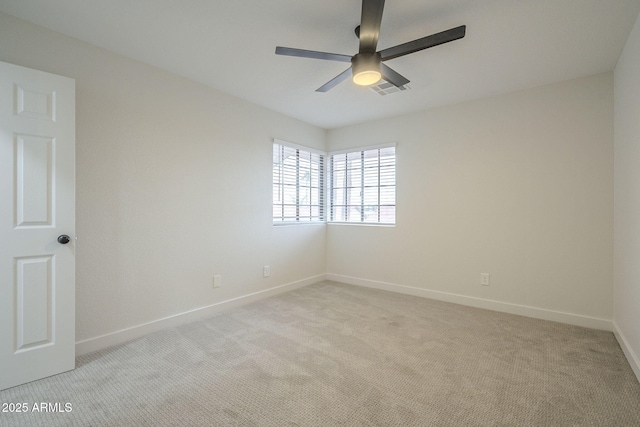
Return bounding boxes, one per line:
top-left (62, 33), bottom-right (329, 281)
top-left (370, 81), bottom-right (410, 96)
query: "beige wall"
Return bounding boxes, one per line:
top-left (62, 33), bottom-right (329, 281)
top-left (327, 73), bottom-right (614, 325)
top-left (0, 13), bottom-right (327, 344)
top-left (614, 10), bottom-right (640, 378)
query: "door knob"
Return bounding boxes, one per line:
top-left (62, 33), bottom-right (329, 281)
top-left (57, 235), bottom-right (71, 244)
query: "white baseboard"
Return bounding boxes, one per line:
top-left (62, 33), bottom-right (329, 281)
top-left (326, 274), bottom-right (613, 331)
top-left (77, 273), bottom-right (618, 357)
top-left (613, 321), bottom-right (640, 383)
top-left (75, 274), bottom-right (326, 356)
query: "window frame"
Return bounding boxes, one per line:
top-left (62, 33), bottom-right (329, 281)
top-left (272, 139), bottom-right (326, 225)
top-left (328, 143), bottom-right (396, 225)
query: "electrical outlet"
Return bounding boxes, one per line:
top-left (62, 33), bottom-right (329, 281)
top-left (480, 273), bottom-right (490, 286)
top-left (263, 266), bottom-right (270, 278)
top-left (213, 275), bottom-right (221, 288)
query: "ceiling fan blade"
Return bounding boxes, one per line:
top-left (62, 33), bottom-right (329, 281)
top-left (379, 25), bottom-right (466, 61)
top-left (380, 63), bottom-right (410, 88)
top-left (275, 47), bottom-right (352, 63)
top-left (316, 68), bottom-right (353, 92)
top-left (359, 0), bottom-right (385, 53)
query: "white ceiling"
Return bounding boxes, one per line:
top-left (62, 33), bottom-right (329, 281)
top-left (1, 0), bottom-right (639, 129)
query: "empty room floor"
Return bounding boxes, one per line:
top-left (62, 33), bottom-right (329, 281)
top-left (1, 281), bottom-right (639, 426)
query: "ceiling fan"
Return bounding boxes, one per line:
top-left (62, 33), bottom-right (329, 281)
top-left (275, 0), bottom-right (466, 92)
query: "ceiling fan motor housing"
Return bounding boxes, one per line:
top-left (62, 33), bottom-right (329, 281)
top-left (352, 52), bottom-right (382, 86)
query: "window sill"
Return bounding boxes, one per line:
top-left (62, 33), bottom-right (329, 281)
top-left (273, 222), bottom-right (326, 227)
top-left (327, 222), bottom-right (395, 227)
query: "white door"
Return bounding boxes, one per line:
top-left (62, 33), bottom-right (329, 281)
top-left (0, 61), bottom-right (75, 391)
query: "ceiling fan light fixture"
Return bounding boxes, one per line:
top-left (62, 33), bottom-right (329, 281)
top-left (353, 70), bottom-right (382, 86)
top-left (352, 52), bottom-right (382, 86)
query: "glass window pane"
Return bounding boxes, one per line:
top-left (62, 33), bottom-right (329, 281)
top-left (331, 205), bottom-right (344, 221)
top-left (332, 170), bottom-right (346, 188)
top-left (363, 187), bottom-right (378, 205)
top-left (299, 205), bottom-right (311, 218)
top-left (363, 167), bottom-right (379, 186)
top-left (345, 206), bottom-right (361, 222)
top-left (348, 168), bottom-right (361, 186)
top-left (379, 166), bottom-right (395, 183)
top-left (273, 184), bottom-right (282, 203)
top-left (362, 206), bottom-right (379, 223)
top-left (283, 205), bottom-right (297, 217)
top-left (347, 188), bottom-right (361, 206)
top-left (328, 145), bottom-right (395, 224)
top-left (380, 205), bottom-right (395, 223)
top-left (273, 142), bottom-right (325, 223)
top-left (380, 186), bottom-right (395, 205)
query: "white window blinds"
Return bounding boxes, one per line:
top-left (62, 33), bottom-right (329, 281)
top-left (273, 141), bottom-right (325, 223)
top-left (329, 145), bottom-right (396, 224)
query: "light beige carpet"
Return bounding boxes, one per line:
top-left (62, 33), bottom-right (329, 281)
top-left (1, 281), bottom-right (639, 426)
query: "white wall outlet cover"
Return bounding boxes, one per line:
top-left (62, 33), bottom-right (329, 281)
top-left (480, 273), bottom-right (490, 286)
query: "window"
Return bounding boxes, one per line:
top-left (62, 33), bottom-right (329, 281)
top-left (273, 140), bottom-right (325, 223)
top-left (329, 144), bottom-right (396, 224)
